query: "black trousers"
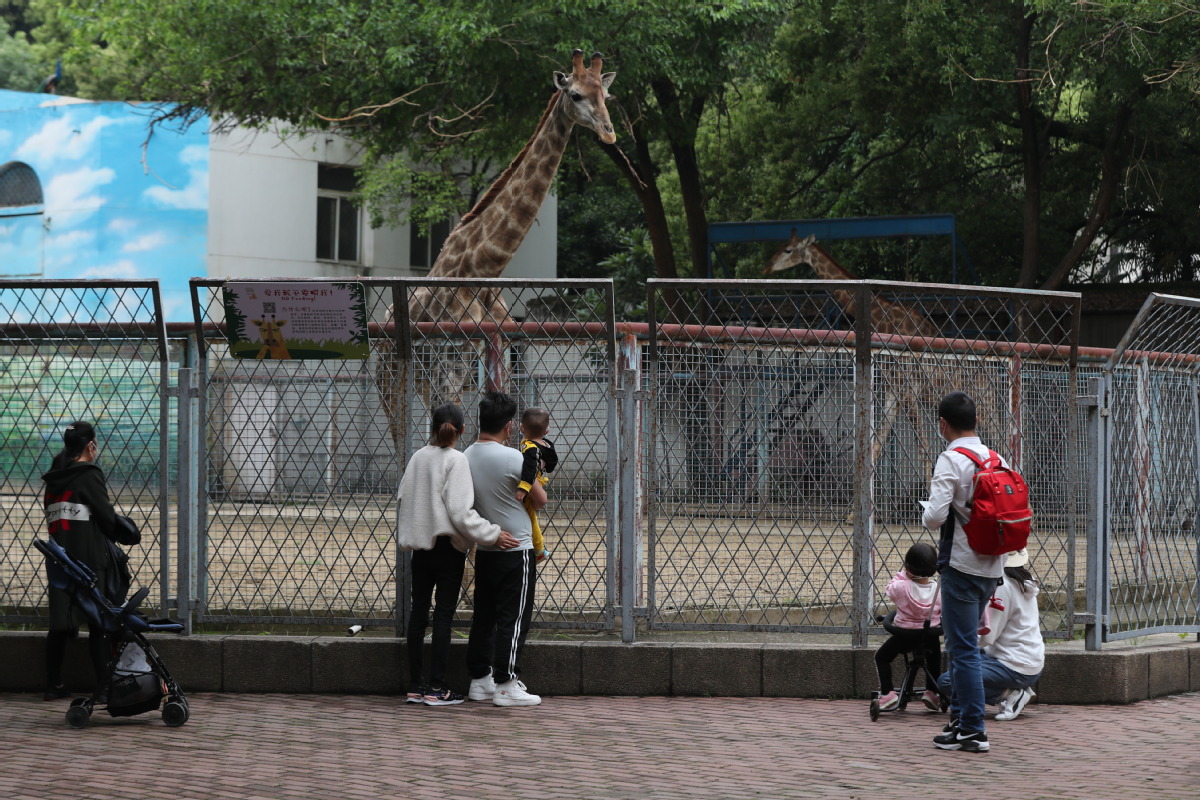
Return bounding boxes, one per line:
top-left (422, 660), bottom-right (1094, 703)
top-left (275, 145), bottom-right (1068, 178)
top-left (45, 626), bottom-right (109, 688)
top-left (406, 536), bottom-right (468, 690)
top-left (466, 549), bottom-right (536, 685)
top-left (875, 629), bottom-right (942, 692)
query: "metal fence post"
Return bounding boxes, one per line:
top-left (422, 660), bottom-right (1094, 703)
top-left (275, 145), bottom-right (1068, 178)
top-left (176, 366), bottom-right (194, 634)
top-left (852, 282), bottom-right (874, 647)
top-left (1084, 375), bottom-right (1109, 650)
top-left (1192, 374), bottom-right (1200, 634)
top-left (394, 282), bottom-right (412, 637)
top-left (618, 332), bottom-right (642, 643)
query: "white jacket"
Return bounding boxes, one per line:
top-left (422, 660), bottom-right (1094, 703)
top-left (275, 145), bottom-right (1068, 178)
top-left (397, 445), bottom-right (502, 553)
top-left (979, 575), bottom-right (1044, 676)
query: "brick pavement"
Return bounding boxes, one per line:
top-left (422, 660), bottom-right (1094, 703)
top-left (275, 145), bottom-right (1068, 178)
top-left (3, 691), bottom-right (1199, 800)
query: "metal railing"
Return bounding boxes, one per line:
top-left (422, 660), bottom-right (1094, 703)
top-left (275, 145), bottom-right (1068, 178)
top-left (644, 280), bottom-right (1081, 645)
top-left (1085, 294), bottom-right (1200, 645)
top-left (17, 277), bottom-right (1196, 650)
top-left (0, 281), bottom-right (173, 622)
top-left (187, 278), bottom-right (619, 632)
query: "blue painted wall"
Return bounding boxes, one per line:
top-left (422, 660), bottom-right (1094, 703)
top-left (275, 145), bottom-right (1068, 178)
top-left (0, 90), bottom-right (208, 320)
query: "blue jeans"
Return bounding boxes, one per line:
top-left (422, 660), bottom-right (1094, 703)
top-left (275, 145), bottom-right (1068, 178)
top-left (939, 567), bottom-right (999, 733)
top-left (937, 653), bottom-right (1041, 706)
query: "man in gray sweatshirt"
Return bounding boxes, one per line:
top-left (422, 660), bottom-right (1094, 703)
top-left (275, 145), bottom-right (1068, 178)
top-left (464, 391), bottom-right (547, 707)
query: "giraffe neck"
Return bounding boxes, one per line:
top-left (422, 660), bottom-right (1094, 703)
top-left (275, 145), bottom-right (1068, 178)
top-left (807, 245), bottom-right (858, 280)
top-left (428, 92), bottom-right (573, 278)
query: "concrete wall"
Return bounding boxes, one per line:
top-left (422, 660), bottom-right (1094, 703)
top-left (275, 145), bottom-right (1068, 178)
top-left (4, 631), bottom-right (1199, 705)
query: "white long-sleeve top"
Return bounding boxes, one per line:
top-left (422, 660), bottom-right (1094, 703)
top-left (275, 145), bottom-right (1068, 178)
top-left (921, 435), bottom-right (1006, 579)
top-left (979, 575), bottom-right (1044, 676)
top-left (397, 445), bottom-right (502, 553)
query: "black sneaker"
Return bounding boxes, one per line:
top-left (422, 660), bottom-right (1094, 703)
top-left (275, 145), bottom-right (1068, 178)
top-left (43, 685), bottom-right (70, 701)
top-left (405, 685), bottom-right (426, 705)
top-left (942, 716), bottom-right (959, 734)
top-left (422, 687), bottom-right (465, 707)
top-left (934, 728), bottom-right (989, 752)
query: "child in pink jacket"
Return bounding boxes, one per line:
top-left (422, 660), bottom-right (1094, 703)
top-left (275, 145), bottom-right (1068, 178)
top-left (875, 542), bottom-right (943, 711)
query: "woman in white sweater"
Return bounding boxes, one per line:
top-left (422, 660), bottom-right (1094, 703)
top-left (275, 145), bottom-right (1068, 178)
top-left (398, 404), bottom-right (517, 706)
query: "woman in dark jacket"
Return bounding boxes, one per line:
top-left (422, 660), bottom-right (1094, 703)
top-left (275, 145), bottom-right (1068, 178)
top-left (42, 421), bottom-right (118, 700)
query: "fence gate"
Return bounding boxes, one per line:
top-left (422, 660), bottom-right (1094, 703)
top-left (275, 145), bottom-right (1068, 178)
top-left (188, 277), bottom-right (619, 632)
top-left (645, 279), bottom-right (1081, 645)
top-left (0, 281), bottom-right (173, 623)
top-left (1088, 293), bottom-right (1200, 646)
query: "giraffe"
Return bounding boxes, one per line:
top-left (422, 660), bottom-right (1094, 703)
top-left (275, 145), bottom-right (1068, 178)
top-left (378, 49), bottom-right (617, 449)
top-left (762, 230), bottom-right (1011, 515)
top-left (763, 231), bottom-right (939, 339)
top-left (763, 231), bottom-right (945, 469)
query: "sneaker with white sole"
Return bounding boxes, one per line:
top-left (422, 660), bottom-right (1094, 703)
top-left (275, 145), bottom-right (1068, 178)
top-left (994, 687), bottom-right (1035, 721)
top-left (405, 685), bottom-right (426, 705)
top-left (877, 691), bottom-right (899, 711)
top-left (920, 690), bottom-right (941, 711)
top-left (933, 727), bottom-right (990, 752)
top-left (468, 673), bottom-right (496, 701)
top-left (492, 678), bottom-right (541, 707)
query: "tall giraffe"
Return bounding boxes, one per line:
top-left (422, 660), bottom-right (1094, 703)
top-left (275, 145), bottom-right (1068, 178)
top-left (379, 50), bottom-right (617, 447)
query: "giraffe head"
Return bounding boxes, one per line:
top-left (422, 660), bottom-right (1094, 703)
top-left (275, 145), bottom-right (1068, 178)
top-left (763, 230), bottom-right (821, 275)
top-left (251, 317), bottom-right (287, 347)
top-left (553, 49), bottom-right (617, 144)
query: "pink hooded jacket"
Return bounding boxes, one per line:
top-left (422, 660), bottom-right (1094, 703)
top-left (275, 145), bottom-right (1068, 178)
top-left (886, 570), bottom-right (942, 629)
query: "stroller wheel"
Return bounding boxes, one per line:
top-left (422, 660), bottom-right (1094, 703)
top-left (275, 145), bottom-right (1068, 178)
top-left (162, 700), bottom-right (189, 727)
top-left (66, 704), bottom-right (91, 729)
top-left (869, 698), bottom-right (880, 722)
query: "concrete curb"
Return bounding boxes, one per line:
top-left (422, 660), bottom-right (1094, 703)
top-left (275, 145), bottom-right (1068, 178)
top-left (4, 631), bottom-right (1198, 704)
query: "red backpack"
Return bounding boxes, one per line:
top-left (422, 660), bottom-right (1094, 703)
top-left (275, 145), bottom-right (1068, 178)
top-left (953, 447), bottom-right (1032, 556)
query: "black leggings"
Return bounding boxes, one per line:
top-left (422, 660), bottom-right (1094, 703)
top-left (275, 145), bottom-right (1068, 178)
top-left (406, 536), bottom-right (468, 690)
top-left (45, 626), bottom-right (110, 688)
top-left (875, 630), bottom-right (942, 693)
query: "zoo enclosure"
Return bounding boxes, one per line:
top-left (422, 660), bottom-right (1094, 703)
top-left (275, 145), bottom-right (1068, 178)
top-left (2, 279), bottom-right (1196, 649)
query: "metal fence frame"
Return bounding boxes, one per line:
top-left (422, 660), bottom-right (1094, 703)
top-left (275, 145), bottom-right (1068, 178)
top-left (186, 277), bottom-right (622, 634)
top-left (1085, 293), bottom-right (1200, 648)
top-left (0, 280), bottom-right (173, 622)
top-left (20, 277), bottom-right (1200, 651)
top-left (644, 279), bottom-right (1082, 646)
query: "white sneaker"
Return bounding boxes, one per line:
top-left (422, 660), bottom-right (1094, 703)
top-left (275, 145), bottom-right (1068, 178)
top-left (492, 678), bottom-right (541, 707)
top-left (468, 673), bottom-right (495, 701)
top-left (994, 687), bottom-right (1035, 721)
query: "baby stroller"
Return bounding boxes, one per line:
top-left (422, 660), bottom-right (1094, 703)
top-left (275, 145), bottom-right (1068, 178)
top-left (35, 537), bottom-right (189, 729)
top-left (869, 610), bottom-right (947, 721)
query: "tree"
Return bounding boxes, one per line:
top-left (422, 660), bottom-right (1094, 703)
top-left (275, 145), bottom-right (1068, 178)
top-left (61, 0), bottom-right (789, 282)
top-left (702, 0), bottom-right (1200, 289)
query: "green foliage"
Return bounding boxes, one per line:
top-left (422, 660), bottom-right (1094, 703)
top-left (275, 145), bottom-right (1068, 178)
top-left (701, 0), bottom-right (1200, 288)
top-left (555, 157), bottom-right (645, 281)
top-left (0, 30), bottom-right (40, 91)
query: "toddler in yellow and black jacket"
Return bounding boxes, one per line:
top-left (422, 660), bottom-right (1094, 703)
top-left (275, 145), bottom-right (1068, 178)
top-left (515, 407), bottom-right (558, 563)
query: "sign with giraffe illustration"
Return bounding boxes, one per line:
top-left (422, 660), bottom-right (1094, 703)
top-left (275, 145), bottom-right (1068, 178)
top-left (222, 282), bottom-right (370, 359)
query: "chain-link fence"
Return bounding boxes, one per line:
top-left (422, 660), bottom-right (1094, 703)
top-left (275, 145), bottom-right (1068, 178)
top-left (0, 281), bottom-right (173, 623)
top-left (22, 276), bottom-right (1197, 650)
top-left (645, 280), bottom-right (1081, 644)
top-left (1088, 294), bottom-right (1200, 642)
top-left (188, 278), bottom-right (618, 630)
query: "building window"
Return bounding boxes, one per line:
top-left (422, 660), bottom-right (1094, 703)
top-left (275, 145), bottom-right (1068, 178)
top-left (410, 217), bottom-right (452, 270)
top-left (0, 161), bottom-right (45, 277)
top-left (316, 165), bottom-right (359, 263)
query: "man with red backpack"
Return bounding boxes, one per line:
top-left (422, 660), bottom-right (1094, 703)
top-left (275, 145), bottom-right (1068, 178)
top-left (921, 391), bottom-right (1031, 753)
